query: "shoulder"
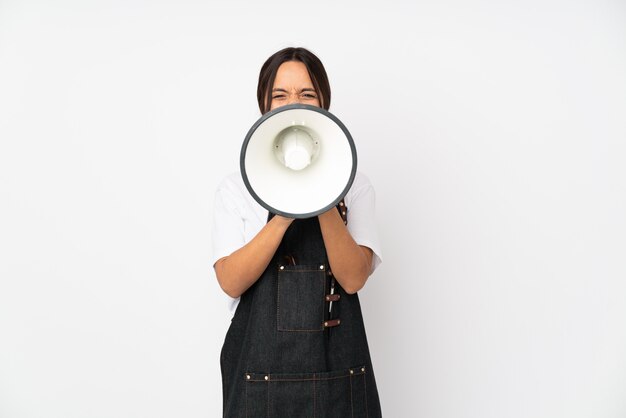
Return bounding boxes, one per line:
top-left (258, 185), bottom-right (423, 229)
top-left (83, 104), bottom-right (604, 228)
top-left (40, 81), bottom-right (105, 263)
top-left (215, 171), bottom-right (253, 204)
top-left (343, 171), bottom-right (383, 270)
top-left (351, 171), bottom-right (373, 190)
top-left (214, 172), bottom-right (248, 214)
top-left (214, 172), bottom-right (267, 222)
top-left (345, 171), bottom-right (375, 201)
top-left (343, 171), bottom-right (377, 214)
top-left (216, 171), bottom-right (246, 194)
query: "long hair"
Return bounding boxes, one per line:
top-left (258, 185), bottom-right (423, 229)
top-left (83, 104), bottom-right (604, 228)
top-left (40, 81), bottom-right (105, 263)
top-left (257, 47), bottom-right (331, 114)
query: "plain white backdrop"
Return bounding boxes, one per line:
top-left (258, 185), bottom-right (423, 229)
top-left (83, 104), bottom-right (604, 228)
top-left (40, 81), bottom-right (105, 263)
top-left (1, 0), bottom-right (625, 417)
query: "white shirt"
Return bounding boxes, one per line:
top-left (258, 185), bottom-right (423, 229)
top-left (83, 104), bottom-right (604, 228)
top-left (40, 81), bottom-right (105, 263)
top-left (211, 171), bottom-right (382, 315)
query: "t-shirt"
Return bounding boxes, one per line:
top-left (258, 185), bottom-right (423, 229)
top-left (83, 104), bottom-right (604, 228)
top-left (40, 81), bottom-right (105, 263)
top-left (211, 171), bottom-right (382, 315)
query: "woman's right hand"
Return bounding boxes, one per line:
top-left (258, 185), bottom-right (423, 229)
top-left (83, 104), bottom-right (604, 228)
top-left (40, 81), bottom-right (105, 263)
top-left (214, 214), bottom-right (293, 298)
top-left (272, 214), bottom-right (295, 227)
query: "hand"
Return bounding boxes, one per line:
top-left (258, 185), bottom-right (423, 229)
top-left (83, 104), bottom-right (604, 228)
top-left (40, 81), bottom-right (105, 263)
top-left (317, 206), bottom-right (372, 294)
top-left (272, 214), bottom-right (295, 228)
top-left (215, 213), bottom-right (295, 298)
top-left (317, 207), bottom-right (343, 224)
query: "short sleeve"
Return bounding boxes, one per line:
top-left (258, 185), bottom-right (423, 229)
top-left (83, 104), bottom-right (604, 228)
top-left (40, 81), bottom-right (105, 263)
top-left (345, 174), bottom-right (383, 274)
top-left (211, 183), bottom-right (246, 269)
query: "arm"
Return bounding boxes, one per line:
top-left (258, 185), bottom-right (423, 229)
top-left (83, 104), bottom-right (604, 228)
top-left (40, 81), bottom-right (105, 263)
top-left (318, 208), bottom-right (373, 294)
top-left (214, 215), bottom-right (293, 298)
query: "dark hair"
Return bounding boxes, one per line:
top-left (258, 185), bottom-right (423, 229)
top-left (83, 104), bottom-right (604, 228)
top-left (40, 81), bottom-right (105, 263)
top-left (257, 47), bottom-right (331, 114)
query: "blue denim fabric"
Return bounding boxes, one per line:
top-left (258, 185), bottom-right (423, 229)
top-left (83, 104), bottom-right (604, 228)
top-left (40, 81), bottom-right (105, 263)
top-left (220, 206), bottom-right (382, 417)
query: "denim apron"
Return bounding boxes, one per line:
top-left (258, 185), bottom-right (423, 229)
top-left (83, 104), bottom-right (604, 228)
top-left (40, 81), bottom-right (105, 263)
top-left (220, 202), bottom-right (382, 417)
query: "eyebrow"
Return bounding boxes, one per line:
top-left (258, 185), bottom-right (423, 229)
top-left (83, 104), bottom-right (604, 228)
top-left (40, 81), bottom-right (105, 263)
top-left (272, 88), bottom-right (317, 93)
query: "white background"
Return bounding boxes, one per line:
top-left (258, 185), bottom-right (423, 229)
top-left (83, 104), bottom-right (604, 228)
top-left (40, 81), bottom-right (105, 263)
top-left (1, 0), bottom-right (625, 417)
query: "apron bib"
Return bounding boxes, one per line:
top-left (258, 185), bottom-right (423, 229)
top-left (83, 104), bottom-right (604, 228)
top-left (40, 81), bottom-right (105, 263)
top-left (220, 202), bottom-right (382, 417)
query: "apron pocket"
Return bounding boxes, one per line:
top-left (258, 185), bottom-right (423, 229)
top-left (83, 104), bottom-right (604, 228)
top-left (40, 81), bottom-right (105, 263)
top-left (277, 265), bottom-right (326, 331)
top-left (244, 366), bottom-right (368, 418)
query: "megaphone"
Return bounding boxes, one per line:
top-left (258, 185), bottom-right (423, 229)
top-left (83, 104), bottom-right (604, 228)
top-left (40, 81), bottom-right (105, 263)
top-left (240, 104), bottom-right (357, 219)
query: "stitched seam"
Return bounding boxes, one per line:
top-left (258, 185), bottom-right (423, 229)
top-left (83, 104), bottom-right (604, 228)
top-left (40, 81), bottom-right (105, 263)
top-left (350, 373), bottom-right (354, 418)
top-left (321, 270), bottom-right (326, 330)
top-left (244, 367), bottom-right (366, 379)
top-left (364, 371), bottom-right (369, 418)
top-left (266, 380), bottom-right (270, 418)
top-left (276, 269), bottom-right (325, 332)
top-left (278, 328), bottom-right (324, 332)
top-left (276, 266), bottom-right (281, 331)
top-left (313, 373), bottom-right (316, 418)
top-left (245, 371), bottom-right (365, 382)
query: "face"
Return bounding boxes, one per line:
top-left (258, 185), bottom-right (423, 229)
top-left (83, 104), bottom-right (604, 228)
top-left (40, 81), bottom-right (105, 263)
top-left (270, 61), bottom-right (321, 111)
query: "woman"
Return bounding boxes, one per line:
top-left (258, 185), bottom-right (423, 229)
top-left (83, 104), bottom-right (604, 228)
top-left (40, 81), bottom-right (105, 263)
top-left (212, 47), bottom-right (383, 417)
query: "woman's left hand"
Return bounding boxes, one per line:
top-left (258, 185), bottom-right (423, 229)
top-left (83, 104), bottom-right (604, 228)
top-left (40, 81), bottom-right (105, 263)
top-left (317, 208), bottom-right (373, 294)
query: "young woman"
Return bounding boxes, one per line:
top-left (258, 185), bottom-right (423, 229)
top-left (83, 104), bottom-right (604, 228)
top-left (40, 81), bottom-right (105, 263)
top-left (212, 47), bottom-right (383, 417)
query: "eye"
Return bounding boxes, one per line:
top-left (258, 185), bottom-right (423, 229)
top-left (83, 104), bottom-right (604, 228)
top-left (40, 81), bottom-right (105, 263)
top-left (272, 94), bottom-right (286, 100)
top-left (302, 93), bottom-right (317, 99)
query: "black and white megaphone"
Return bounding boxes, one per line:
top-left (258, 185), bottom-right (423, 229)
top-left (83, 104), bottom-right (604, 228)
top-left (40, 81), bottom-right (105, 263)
top-left (240, 104), bottom-right (357, 219)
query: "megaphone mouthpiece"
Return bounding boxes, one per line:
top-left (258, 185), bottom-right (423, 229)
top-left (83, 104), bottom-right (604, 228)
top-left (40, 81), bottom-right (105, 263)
top-left (276, 127), bottom-right (317, 171)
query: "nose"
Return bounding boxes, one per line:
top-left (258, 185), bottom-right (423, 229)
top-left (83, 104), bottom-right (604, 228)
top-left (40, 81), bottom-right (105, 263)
top-left (286, 94), bottom-right (303, 105)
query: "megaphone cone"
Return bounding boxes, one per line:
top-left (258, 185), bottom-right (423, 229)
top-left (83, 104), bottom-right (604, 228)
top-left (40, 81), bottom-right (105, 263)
top-left (240, 104), bottom-right (357, 219)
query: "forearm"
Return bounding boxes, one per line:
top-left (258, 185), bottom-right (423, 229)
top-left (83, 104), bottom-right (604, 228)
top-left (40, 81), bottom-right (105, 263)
top-left (318, 209), bottom-right (373, 294)
top-left (214, 215), bottom-right (293, 298)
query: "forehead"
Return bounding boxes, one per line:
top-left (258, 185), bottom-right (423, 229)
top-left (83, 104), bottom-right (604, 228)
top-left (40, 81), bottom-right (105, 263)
top-left (273, 61), bottom-right (314, 88)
